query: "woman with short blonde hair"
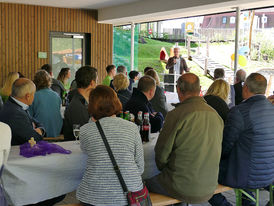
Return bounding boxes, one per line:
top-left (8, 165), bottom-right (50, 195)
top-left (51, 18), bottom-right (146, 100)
top-left (0, 72), bottom-right (19, 102)
top-left (206, 79), bottom-right (230, 103)
top-left (204, 79), bottom-right (230, 121)
top-left (113, 73), bottom-right (129, 92)
top-left (112, 73), bottom-right (131, 109)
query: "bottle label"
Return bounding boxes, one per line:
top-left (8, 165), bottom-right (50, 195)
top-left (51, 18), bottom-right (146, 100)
top-left (143, 125), bottom-right (149, 131)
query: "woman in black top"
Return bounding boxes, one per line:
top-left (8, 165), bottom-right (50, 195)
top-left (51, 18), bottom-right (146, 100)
top-left (204, 79), bottom-right (230, 122)
top-left (145, 69), bottom-right (168, 118)
top-left (113, 73), bottom-right (132, 109)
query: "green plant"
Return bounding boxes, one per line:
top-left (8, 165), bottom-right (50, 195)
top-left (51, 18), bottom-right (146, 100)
top-left (162, 33), bottom-right (169, 39)
top-left (260, 41), bottom-right (274, 60)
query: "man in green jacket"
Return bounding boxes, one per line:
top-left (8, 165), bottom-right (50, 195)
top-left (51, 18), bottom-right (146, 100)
top-left (146, 73), bottom-right (223, 204)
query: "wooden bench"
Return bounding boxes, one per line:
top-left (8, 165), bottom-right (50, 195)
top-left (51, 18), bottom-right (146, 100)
top-left (150, 184), bottom-right (232, 206)
top-left (43, 134), bottom-right (64, 142)
top-left (60, 204), bottom-right (81, 206)
top-left (60, 184), bottom-right (232, 206)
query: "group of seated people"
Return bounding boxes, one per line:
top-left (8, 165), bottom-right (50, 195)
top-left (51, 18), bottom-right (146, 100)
top-left (0, 60), bottom-right (273, 206)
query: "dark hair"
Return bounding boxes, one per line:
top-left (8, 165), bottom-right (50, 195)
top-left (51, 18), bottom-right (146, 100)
top-left (41, 64), bottom-right (52, 73)
top-left (89, 85), bottom-right (122, 120)
top-left (117, 65), bottom-right (126, 74)
top-left (214, 68), bottom-right (225, 79)
top-left (57, 68), bottom-right (70, 83)
top-left (138, 75), bottom-right (156, 93)
top-left (177, 73), bottom-right (200, 95)
top-left (17, 72), bottom-right (25, 78)
top-left (33, 70), bottom-right (51, 90)
top-left (106, 65), bottom-right (116, 74)
top-left (245, 73), bottom-right (267, 94)
top-left (144, 67), bottom-right (154, 74)
top-left (129, 71), bottom-right (139, 80)
top-left (76, 66), bottom-right (97, 89)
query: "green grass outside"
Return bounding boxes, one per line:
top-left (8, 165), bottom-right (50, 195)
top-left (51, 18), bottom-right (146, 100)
top-left (138, 38), bottom-right (174, 73)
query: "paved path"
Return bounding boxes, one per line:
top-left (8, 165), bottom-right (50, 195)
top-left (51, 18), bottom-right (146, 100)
top-left (192, 54), bottom-right (234, 83)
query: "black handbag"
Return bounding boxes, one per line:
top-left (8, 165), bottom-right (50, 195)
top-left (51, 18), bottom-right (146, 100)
top-left (95, 121), bottom-right (152, 206)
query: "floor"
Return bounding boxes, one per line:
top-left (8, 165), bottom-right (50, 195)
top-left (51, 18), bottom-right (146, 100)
top-left (56, 189), bottom-right (271, 205)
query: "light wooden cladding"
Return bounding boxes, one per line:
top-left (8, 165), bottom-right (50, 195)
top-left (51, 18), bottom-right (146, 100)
top-left (0, 3), bottom-right (113, 85)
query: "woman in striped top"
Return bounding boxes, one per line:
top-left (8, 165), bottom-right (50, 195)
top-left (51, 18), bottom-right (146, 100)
top-left (76, 85), bottom-right (144, 206)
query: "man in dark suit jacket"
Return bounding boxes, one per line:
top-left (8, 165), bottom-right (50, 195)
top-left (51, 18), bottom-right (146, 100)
top-left (125, 76), bottom-right (164, 133)
top-left (166, 47), bottom-right (190, 75)
top-left (234, 69), bottom-right (246, 105)
top-left (0, 78), bottom-right (44, 145)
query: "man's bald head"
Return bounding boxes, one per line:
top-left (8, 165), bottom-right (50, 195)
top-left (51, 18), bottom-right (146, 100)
top-left (236, 69), bottom-right (246, 83)
top-left (245, 73), bottom-right (267, 95)
top-left (12, 78), bottom-right (36, 98)
top-left (177, 73), bottom-right (200, 96)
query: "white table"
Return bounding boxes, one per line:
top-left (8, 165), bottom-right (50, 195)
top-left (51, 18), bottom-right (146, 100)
top-left (1, 137), bottom-right (159, 206)
top-left (1, 142), bottom-right (87, 206)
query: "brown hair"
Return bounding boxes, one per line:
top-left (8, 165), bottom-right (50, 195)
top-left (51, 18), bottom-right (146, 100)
top-left (137, 75), bottom-right (156, 93)
top-left (144, 67), bottom-right (153, 74)
top-left (89, 85), bottom-right (122, 120)
top-left (33, 70), bottom-right (51, 90)
top-left (57, 67), bottom-right (70, 83)
top-left (145, 69), bottom-right (160, 86)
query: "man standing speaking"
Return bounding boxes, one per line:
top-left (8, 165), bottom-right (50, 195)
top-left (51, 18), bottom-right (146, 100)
top-left (166, 47), bottom-right (190, 75)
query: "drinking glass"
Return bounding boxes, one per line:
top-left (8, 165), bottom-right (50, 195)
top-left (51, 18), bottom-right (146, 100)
top-left (73, 124), bottom-right (80, 143)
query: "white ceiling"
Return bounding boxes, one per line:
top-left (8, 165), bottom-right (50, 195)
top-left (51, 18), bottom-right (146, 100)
top-left (2, 0), bottom-right (274, 25)
top-left (1, 0), bottom-right (141, 9)
top-left (99, 0), bottom-right (274, 25)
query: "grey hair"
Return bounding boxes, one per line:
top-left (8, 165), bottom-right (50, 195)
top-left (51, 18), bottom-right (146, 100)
top-left (117, 65), bottom-right (126, 74)
top-left (177, 74), bottom-right (200, 95)
top-left (245, 73), bottom-right (267, 94)
top-left (12, 78), bottom-right (36, 98)
top-left (236, 69), bottom-right (246, 82)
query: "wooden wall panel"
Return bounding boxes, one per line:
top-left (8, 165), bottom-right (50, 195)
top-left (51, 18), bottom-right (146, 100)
top-left (0, 3), bottom-right (113, 85)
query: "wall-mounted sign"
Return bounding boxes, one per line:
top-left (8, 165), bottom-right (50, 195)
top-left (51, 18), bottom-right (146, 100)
top-left (38, 52), bottom-right (47, 59)
top-left (262, 14), bottom-right (267, 24)
top-left (230, 17), bottom-right (236, 24)
top-left (185, 22), bottom-right (194, 33)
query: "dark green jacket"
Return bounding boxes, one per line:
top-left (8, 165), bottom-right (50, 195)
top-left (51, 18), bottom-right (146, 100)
top-left (155, 96), bottom-right (223, 203)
